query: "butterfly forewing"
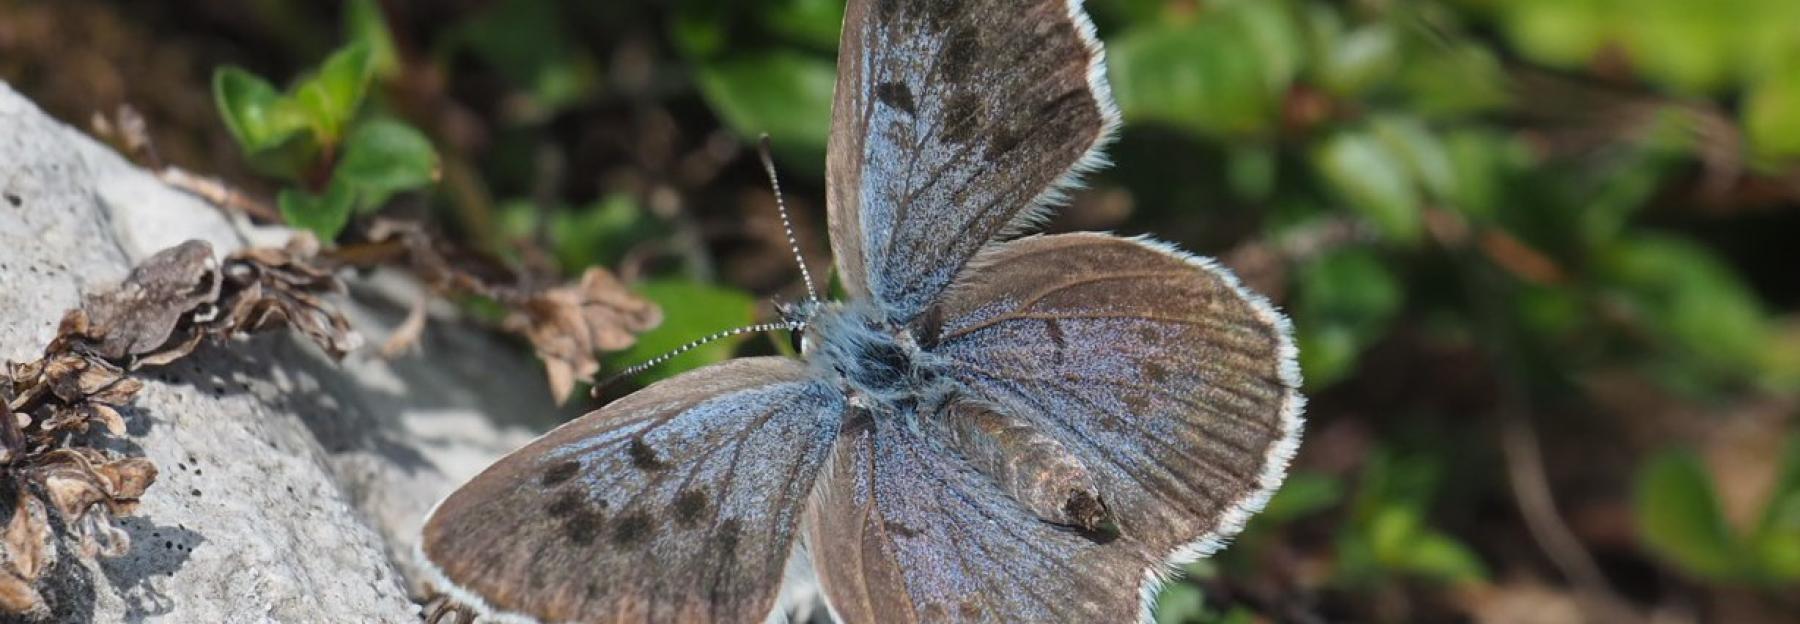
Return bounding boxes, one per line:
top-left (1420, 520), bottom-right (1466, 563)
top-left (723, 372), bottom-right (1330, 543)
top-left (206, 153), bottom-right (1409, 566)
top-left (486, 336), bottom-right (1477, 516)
top-left (826, 0), bottom-right (1117, 321)
top-left (420, 357), bottom-right (845, 623)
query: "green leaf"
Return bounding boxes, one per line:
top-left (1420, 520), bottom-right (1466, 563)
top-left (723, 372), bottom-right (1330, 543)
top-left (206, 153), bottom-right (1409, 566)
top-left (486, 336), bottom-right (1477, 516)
top-left (1370, 116), bottom-right (1456, 203)
top-left (456, 0), bottom-right (598, 116)
top-left (345, 0), bottom-right (401, 78)
top-left (557, 194), bottom-right (667, 272)
top-left (1110, 9), bottom-right (1298, 137)
top-left (335, 118), bottom-right (439, 212)
top-left (1400, 531), bottom-right (1489, 583)
top-left (1225, 143), bottom-right (1278, 202)
top-left (1754, 436), bottom-right (1800, 580)
top-left (694, 51), bottom-right (836, 162)
top-left (1600, 235), bottom-right (1773, 380)
top-left (765, 0), bottom-right (845, 51)
top-left (1637, 449), bottom-right (1744, 580)
top-left (1152, 582), bottom-right (1208, 624)
top-left (1496, 0), bottom-right (1610, 70)
top-left (1260, 471), bottom-right (1345, 522)
top-left (212, 66), bottom-right (309, 153)
top-left (1744, 65), bottom-right (1800, 163)
top-left (293, 43), bottom-right (375, 143)
top-left (608, 280), bottom-right (758, 384)
top-left (277, 182), bottom-right (355, 242)
top-left (1293, 248), bottom-right (1403, 388)
top-left (1313, 130), bottom-right (1422, 242)
top-left (1318, 23), bottom-right (1399, 98)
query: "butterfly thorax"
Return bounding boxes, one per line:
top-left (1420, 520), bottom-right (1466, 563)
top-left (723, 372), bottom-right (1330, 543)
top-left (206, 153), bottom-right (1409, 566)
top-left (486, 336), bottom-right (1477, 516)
top-left (800, 300), bottom-right (947, 414)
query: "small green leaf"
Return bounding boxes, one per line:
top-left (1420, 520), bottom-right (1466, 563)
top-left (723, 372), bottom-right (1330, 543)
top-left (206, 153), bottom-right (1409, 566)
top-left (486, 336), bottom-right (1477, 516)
top-left (1261, 471), bottom-right (1344, 522)
top-left (694, 51), bottom-right (836, 161)
top-left (335, 118), bottom-right (439, 212)
top-left (213, 66), bottom-right (309, 153)
top-left (277, 182), bottom-right (355, 242)
top-left (608, 280), bottom-right (759, 384)
top-left (765, 0), bottom-right (845, 51)
top-left (455, 0), bottom-right (599, 115)
top-left (1600, 235), bottom-right (1772, 381)
top-left (293, 43), bottom-right (375, 143)
top-left (1400, 531), bottom-right (1489, 583)
top-left (1370, 116), bottom-right (1456, 204)
top-left (1293, 248), bottom-right (1403, 387)
top-left (1110, 12), bottom-right (1294, 137)
top-left (345, 0), bottom-right (401, 78)
top-left (1637, 449), bottom-right (1743, 580)
top-left (1152, 582), bottom-right (1208, 624)
top-left (558, 194), bottom-right (668, 272)
top-left (1318, 23), bottom-right (1399, 97)
top-left (1225, 143), bottom-right (1278, 202)
top-left (1744, 65), bottom-right (1800, 163)
top-left (1313, 130), bottom-right (1421, 242)
top-left (1754, 436), bottom-right (1800, 580)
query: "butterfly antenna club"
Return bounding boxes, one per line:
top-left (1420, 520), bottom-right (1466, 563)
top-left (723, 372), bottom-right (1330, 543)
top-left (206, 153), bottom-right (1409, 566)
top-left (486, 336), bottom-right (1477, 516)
top-left (758, 134), bottom-right (820, 303)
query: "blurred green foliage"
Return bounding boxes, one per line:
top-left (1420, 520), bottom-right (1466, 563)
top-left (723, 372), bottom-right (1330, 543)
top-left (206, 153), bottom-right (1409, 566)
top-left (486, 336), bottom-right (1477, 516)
top-left (1637, 437), bottom-right (1800, 585)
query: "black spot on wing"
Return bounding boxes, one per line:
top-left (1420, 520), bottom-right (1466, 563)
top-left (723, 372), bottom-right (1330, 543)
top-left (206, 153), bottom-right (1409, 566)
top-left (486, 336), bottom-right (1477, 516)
top-left (922, 0), bottom-right (963, 31)
top-left (612, 512), bottom-right (652, 546)
top-left (540, 460), bottom-right (580, 486)
top-left (674, 490), bottom-right (709, 527)
top-left (983, 124), bottom-right (1026, 162)
top-left (1145, 362), bottom-right (1169, 384)
top-left (715, 518), bottom-right (742, 560)
top-left (546, 490), bottom-right (582, 517)
top-left (885, 521), bottom-right (921, 539)
top-left (875, 81), bottom-right (916, 116)
top-left (940, 25), bottom-right (981, 83)
top-left (940, 92), bottom-right (986, 145)
top-left (628, 438), bottom-right (668, 471)
top-left (563, 505), bottom-right (605, 546)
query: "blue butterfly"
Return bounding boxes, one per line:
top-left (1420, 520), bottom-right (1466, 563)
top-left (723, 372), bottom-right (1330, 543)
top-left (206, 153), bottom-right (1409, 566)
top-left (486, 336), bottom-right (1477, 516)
top-left (419, 1), bottom-right (1304, 621)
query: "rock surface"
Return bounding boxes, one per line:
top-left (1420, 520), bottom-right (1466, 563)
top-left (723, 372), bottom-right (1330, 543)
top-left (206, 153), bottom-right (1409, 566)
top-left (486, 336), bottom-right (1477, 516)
top-left (0, 81), bottom-right (571, 622)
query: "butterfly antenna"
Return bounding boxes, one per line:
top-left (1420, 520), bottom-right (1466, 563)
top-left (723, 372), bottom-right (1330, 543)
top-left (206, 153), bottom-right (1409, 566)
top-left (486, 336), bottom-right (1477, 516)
top-left (596, 321), bottom-right (801, 393)
top-left (758, 135), bottom-right (820, 303)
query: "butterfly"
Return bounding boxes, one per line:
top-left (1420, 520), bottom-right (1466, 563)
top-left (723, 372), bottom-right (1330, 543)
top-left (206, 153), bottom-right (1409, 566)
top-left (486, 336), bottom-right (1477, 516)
top-left (418, 0), bottom-right (1304, 621)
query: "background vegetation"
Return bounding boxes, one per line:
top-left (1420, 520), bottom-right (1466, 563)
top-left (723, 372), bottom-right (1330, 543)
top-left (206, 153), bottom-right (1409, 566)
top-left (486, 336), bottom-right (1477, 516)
top-left (3, 0), bottom-right (1798, 621)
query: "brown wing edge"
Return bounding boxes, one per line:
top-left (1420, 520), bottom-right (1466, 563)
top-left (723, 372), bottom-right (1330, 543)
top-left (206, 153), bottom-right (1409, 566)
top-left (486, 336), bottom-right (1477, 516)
top-left (993, 0), bottom-right (1125, 240)
top-left (414, 507), bottom-right (546, 624)
top-left (1109, 234), bottom-right (1306, 624)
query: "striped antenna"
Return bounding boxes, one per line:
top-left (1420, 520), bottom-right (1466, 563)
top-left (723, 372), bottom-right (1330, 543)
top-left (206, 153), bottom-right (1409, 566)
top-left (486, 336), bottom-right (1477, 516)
top-left (596, 321), bottom-right (801, 392)
top-left (758, 135), bottom-right (820, 303)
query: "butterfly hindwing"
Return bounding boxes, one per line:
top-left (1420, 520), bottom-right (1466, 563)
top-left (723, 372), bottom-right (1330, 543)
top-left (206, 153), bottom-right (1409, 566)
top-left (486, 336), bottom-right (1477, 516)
top-left (826, 0), bottom-right (1118, 321)
top-left (420, 357), bottom-right (845, 623)
top-left (921, 233), bottom-right (1305, 613)
top-left (806, 412), bottom-right (1154, 623)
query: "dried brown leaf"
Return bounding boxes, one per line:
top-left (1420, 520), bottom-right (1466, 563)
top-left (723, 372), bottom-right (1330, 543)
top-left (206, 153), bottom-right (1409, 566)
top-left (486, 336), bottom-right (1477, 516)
top-left (77, 240), bottom-right (218, 361)
top-left (29, 450), bottom-right (156, 559)
top-left (217, 236), bottom-right (361, 358)
top-left (504, 267), bottom-right (661, 403)
top-left (0, 485), bottom-right (53, 618)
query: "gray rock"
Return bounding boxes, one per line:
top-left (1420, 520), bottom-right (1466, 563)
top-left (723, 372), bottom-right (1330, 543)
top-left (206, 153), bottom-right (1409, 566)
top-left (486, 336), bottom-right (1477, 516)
top-left (0, 81), bottom-right (569, 622)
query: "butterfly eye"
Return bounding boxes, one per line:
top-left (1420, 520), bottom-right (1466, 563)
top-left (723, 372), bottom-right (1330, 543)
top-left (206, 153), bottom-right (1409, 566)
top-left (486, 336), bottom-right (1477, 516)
top-left (788, 328), bottom-right (805, 353)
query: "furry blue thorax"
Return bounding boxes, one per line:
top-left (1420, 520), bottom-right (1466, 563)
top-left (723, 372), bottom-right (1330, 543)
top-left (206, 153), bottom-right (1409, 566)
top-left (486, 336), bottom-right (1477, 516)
top-left (799, 300), bottom-right (949, 414)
